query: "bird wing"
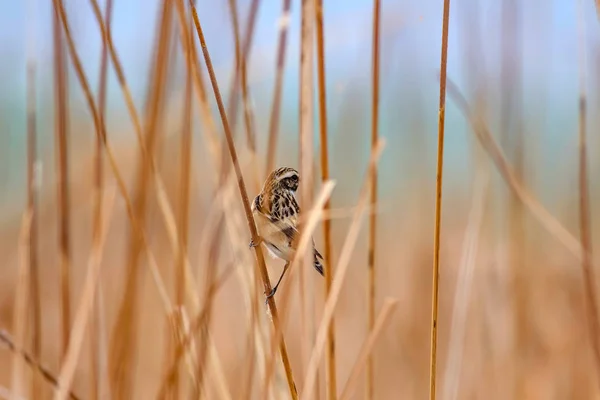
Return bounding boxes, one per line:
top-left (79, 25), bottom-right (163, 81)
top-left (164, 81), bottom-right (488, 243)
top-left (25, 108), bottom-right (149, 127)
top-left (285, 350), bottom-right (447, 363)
top-left (268, 192), bottom-right (300, 247)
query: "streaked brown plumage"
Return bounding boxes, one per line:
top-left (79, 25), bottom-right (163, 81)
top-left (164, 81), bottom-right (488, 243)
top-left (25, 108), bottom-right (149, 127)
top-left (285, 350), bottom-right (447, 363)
top-left (250, 166), bottom-right (324, 299)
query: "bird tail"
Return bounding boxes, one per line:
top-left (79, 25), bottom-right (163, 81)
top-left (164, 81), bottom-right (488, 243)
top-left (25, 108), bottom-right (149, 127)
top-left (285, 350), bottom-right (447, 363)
top-left (313, 248), bottom-right (324, 277)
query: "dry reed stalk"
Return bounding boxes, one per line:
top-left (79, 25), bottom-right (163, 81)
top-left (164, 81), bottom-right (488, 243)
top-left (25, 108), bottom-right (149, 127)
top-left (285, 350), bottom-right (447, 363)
top-left (299, 0), bottom-right (317, 383)
top-left (169, 3), bottom-right (225, 392)
top-left (170, 0), bottom-right (221, 157)
top-left (301, 140), bottom-right (386, 399)
top-left (264, 0), bottom-right (292, 176)
top-left (93, 284), bottom-right (109, 400)
top-left (366, 0), bottom-right (381, 398)
top-left (107, 0), bottom-right (173, 396)
top-left (49, 2), bottom-right (187, 398)
top-left (53, 186), bottom-right (116, 400)
top-left (224, 0), bottom-right (260, 151)
top-left (576, 0), bottom-right (600, 382)
top-left (314, 1), bottom-right (336, 398)
top-left (260, 181), bottom-right (336, 399)
top-left (193, 241), bottom-right (222, 395)
top-left (145, 239), bottom-right (234, 400)
top-left (24, 21), bottom-right (42, 397)
top-left (441, 171), bottom-right (489, 400)
top-left (91, 1), bottom-right (113, 398)
top-left (228, 0), bottom-right (260, 194)
top-left (171, 309), bottom-right (198, 392)
top-left (444, 77), bottom-right (595, 268)
top-left (192, 0), bottom-right (262, 392)
top-left (225, 0), bottom-right (263, 395)
top-left (53, 0), bottom-right (72, 363)
top-left (217, 178), bottom-right (272, 400)
top-left (169, 4), bottom-right (239, 390)
top-left (339, 299), bottom-right (399, 400)
top-left (88, 0), bottom-right (214, 314)
top-left (429, 0), bottom-right (451, 397)
top-left (155, 167), bottom-right (241, 397)
top-left (166, 1), bottom-right (194, 393)
top-left (155, 260), bottom-right (238, 398)
top-left (1, 330), bottom-right (80, 400)
top-left (187, 3), bottom-right (299, 397)
top-left (499, 2), bottom-right (526, 396)
top-left (11, 211), bottom-right (33, 399)
top-left (65, 4), bottom-right (221, 393)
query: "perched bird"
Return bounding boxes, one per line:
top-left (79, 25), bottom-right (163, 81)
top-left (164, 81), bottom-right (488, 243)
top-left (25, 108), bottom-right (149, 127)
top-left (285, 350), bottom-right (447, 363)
top-left (250, 166), bottom-right (324, 299)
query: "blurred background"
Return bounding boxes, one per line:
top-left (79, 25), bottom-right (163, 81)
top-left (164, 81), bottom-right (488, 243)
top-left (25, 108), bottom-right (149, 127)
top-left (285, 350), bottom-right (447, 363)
top-left (1, 0), bottom-right (600, 399)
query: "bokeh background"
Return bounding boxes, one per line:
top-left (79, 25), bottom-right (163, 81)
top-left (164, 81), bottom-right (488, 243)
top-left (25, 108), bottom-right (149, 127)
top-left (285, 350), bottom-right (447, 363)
top-left (1, 0), bottom-right (600, 399)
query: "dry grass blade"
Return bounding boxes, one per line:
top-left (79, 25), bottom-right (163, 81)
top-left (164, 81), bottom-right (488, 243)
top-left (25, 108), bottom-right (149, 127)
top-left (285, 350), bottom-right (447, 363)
top-left (11, 211), bottom-right (32, 399)
top-left (576, 0), bottom-right (600, 381)
top-left (339, 298), bottom-right (399, 400)
top-left (53, 186), bottom-right (116, 400)
top-left (301, 139), bottom-right (386, 399)
top-left (155, 171), bottom-right (246, 397)
top-left (91, 0), bottom-right (113, 397)
top-left (225, 0), bottom-right (260, 151)
top-left (53, 0), bottom-right (72, 362)
top-left (444, 77), bottom-right (591, 265)
top-left (261, 180), bottom-right (336, 399)
top-left (225, 1), bottom-right (263, 396)
top-left (146, 245), bottom-right (233, 400)
top-left (24, 19), bottom-right (42, 396)
top-left (171, 0), bottom-right (221, 159)
top-left (367, 0), bottom-right (381, 398)
top-left (1, 329), bottom-right (80, 400)
top-left (49, 2), bottom-right (181, 396)
top-left (107, 0), bottom-right (172, 395)
top-left (88, 0), bottom-right (204, 307)
top-left (85, 3), bottom-right (224, 393)
top-left (191, 0), bottom-right (261, 393)
top-left (441, 171), bottom-right (489, 400)
top-left (155, 263), bottom-right (236, 398)
top-left (429, 0), bottom-right (451, 397)
top-left (166, 1), bottom-right (194, 394)
top-left (264, 0), bottom-right (292, 176)
top-left (314, 0), bottom-right (336, 398)
top-left (188, 2), bottom-right (299, 398)
top-left (298, 0), bottom-right (316, 384)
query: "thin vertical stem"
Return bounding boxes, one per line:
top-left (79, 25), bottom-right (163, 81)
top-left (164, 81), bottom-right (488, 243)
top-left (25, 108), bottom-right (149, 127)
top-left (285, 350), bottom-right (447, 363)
top-left (26, 49), bottom-right (41, 400)
top-left (1, 331), bottom-right (81, 400)
top-left (164, 3), bottom-right (194, 397)
top-left (192, 0), bottom-right (262, 391)
top-left (366, 0), bottom-right (380, 398)
top-left (429, 0), bottom-right (451, 398)
top-left (227, 0), bottom-right (262, 396)
top-left (264, 0), bottom-right (292, 177)
top-left (499, 1), bottom-right (526, 396)
top-left (92, 0), bottom-right (113, 398)
top-left (188, 2), bottom-right (299, 398)
top-left (215, 0), bottom-right (260, 188)
top-left (107, 1), bottom-right (173, 397)
top-left (225, 0), bottom-right (260, 151)
top-left (576, 0), bottom-right (600, 383)
top-left (299, 0), bottom-right (316, 384)
top-left (53, 0), bottom-right (71, 363)
top-left (315, 0), bottom-right (336, 399)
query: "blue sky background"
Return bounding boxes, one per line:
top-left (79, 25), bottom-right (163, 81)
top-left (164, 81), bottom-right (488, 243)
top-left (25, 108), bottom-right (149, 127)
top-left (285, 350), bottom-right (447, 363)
top-left (1, 0), bottom-right (599, 216)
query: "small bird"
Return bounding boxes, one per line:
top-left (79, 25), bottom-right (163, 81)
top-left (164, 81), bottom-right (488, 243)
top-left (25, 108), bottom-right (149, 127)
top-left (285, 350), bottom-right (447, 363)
top-left (250, 166), bottom-right (324, 300)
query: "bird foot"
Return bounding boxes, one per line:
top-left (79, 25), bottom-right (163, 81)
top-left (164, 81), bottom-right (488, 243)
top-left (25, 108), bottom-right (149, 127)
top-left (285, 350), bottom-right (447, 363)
top-left (249, 236), bottom-right (262, 249)
top-left (264, 288), bottom-right (277, 305)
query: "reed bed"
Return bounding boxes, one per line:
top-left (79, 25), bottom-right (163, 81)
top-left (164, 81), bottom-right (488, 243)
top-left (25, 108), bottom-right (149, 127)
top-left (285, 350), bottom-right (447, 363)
top-left (1, 1), bottom-right (600, 399)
